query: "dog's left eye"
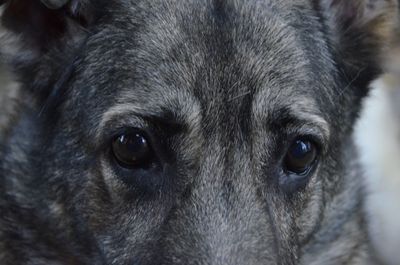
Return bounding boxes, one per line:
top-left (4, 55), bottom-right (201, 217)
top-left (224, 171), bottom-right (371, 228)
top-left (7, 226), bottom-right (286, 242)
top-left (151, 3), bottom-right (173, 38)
top-left (112, 131), bottom-right (154, 168)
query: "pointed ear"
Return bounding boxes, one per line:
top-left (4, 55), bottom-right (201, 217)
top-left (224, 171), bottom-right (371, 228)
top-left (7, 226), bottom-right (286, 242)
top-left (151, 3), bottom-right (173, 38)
top-left (320, 0), bottom-right (398, 90)
top-left (0, 0), bottom-right (100, 100)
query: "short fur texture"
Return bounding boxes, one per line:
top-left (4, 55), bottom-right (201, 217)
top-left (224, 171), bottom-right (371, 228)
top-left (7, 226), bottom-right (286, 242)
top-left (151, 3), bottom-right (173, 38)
top-left (0, 0), bottom-right (398, 264)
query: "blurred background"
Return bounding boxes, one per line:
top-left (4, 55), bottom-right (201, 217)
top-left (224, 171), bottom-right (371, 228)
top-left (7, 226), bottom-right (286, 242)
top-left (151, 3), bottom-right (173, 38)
top-left (355, 48), bottom-right (400, 265)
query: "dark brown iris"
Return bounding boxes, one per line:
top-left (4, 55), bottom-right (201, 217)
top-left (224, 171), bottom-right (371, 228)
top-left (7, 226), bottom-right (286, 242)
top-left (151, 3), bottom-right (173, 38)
top-left (284, 139), bottom-right (317, 175)
top-left (112, 132), bottom-right (152, 168)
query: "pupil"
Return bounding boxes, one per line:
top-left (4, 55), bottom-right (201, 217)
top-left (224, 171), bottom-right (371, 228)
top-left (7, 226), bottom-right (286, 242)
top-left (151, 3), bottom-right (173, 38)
top-left (121, 134), bottom-right (146, 152)
top-left (113, 132), bottom-right (151, 166)
top-left (284, 138), bottom-right (317, 175)
top-left (291, 140), bottom-right (311, 158)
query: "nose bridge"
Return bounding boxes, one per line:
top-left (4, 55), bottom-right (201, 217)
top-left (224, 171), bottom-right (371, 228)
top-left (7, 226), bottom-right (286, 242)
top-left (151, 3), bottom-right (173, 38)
top-left (196, 135), bottom-right (251, 208)
top-left (180, 139), bottom-right (278, 264)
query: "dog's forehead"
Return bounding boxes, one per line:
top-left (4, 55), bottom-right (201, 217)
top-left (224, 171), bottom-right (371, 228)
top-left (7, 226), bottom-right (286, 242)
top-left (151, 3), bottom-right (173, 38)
top-left (83, 0), bottom-right (331, 133)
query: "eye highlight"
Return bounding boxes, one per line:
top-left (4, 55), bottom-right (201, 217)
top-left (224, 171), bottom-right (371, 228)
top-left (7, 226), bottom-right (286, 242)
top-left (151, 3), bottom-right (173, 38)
top-left (284, 138), bottom-right (318, 175)
top-left (112, 130), bottom-right (154, 168)
top-left (279, 137), bottom-right (320, 194)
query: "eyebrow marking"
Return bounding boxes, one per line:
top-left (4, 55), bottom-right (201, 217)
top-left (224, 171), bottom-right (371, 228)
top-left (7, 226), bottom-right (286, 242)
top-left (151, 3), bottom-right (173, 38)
top-left (96, 103), bottom-right (171, 140)
top-left (292, 106), bottom-right (330, 139)
top-left (97, 97), bottom-right (202, 139)
top-left (253, 89), bottom-right (331, 141)
top-left (99, 103), bottom-right (151, 130)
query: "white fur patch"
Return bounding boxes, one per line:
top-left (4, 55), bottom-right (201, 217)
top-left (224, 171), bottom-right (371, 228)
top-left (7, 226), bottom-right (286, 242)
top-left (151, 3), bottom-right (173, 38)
top-left (354, 76), bottom-right (400, 265)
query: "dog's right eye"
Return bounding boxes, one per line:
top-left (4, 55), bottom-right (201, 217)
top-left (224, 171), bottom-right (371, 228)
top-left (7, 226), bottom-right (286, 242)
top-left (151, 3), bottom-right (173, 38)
top-left (284, 138), bottom-right (318, 175)
top-left (112, 131), bottom-right (154, 168)
top-left (279, 137), bottom-right (320, 194)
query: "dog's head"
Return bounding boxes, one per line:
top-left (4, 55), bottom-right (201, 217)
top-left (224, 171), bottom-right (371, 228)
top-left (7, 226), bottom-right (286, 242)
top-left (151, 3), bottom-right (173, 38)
top-left (0, 0), bottom-right (398, 264)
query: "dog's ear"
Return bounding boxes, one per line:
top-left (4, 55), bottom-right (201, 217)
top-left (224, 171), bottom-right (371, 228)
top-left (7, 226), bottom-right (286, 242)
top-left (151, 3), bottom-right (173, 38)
top-left (320, 0), bottom-right (398, 91)
top-left (0, 0), bottom-right (101, 101)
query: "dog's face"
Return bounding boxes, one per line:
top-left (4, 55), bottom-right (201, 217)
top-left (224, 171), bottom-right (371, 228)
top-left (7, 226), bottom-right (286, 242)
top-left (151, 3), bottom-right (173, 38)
top-left (0, 0), bottom-right (397, 264)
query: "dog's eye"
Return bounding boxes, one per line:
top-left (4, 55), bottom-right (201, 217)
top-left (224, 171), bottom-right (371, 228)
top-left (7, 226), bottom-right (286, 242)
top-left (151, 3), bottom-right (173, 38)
top-left (112, 131), bottom-right (153, 168)
top-left (284, 138), bottom-right (318, 175)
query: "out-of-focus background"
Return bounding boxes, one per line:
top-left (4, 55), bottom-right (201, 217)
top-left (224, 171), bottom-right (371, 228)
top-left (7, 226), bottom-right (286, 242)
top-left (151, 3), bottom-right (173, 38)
top-left (355, 48), bottom-right (400, 265)
top-left (0, 38), bottom-right (399, 265)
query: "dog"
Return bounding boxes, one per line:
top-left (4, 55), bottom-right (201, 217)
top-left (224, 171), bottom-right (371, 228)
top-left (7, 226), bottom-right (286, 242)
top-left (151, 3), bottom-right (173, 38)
top-left (0, 0), bottom-right (398, 264)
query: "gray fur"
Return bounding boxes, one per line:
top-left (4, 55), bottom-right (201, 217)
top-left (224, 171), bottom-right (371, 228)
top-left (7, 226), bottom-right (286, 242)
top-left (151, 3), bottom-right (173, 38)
top-left (0, 0), bottom-right (397, 264)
